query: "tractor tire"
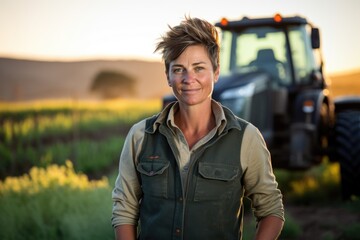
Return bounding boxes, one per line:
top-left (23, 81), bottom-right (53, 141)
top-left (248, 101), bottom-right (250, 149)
top-left (334, 111), bottom-right (360, 200)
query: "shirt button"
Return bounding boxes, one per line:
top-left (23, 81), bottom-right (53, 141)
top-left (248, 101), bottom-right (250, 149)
top-left (179, 197), bottom-right (183, 202)
top-left (175, 228), bottom-right (181, 235)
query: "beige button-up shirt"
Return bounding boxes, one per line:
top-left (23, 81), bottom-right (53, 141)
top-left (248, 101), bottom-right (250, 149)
top-left (112, 100), bottom-right (284, 227)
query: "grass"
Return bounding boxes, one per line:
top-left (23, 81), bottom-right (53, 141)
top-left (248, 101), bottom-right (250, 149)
top-left (0, 162), bottom-right (114, 240)
top-left (0, 99), bottom-right (161, 144)
top-left (1, 98), bottom-right (360, 239)
top-left (279, 213), bottom-right (302, 239)
top-left (1, 149), bottom-right (359, 240)
top-left (342, 222), bottom-right (360, 240)
top-left (0, 99), bottom-right (160, 178)
top-left (41, 136), bottom-right (125, 176)
top-left (0, 99), bottom-right (161, 239)
top-left (274, 159), bottom-right (342, 204)
top-left (0, 135), bottom-right (125, 179)
top-left (2, 161), bottom-right (358, 239)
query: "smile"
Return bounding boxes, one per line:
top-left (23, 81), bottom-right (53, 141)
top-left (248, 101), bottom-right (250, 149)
top-left (181, 88), bottom-right (200, 93)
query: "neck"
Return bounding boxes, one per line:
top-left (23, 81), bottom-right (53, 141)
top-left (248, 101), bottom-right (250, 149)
top-left (175, 101), bottom-right (216, 149)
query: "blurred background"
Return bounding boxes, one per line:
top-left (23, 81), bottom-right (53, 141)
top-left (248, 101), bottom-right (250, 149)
top-left (0, 0), bottom-right (359, 239)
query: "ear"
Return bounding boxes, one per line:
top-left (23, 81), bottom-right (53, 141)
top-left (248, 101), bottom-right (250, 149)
top-left (214, 66), bottom-right (220, 83)
top-left (166, 72), bottom-right (172, 87)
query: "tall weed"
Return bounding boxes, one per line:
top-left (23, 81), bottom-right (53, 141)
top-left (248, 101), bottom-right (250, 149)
top-left (0, 161), bottom-right (114, 240)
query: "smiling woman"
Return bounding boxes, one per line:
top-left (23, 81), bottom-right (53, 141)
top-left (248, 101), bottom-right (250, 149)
top-left (168, 45), bottom-right (219, 107)
top-left (112, 16), bottom-right (284, 240)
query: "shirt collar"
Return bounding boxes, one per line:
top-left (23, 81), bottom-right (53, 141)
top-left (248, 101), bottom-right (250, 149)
top-left (153, 100), bottom-right (227, 135)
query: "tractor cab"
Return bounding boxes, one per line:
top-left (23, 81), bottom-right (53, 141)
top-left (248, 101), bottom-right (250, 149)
top-left (217, 14), bottom-right (323, 88)
top-left (212, 14), bottom-right (332, 168)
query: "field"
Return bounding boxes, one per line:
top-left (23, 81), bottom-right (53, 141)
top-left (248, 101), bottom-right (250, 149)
top-left (329, 70), bottom-right (360, 98)
top-left (0, 99), bottom-right (161, 240)
top-left (1, 99), bottom-right (359, 240)
top-left (0, 68), bottom-right (360, 239)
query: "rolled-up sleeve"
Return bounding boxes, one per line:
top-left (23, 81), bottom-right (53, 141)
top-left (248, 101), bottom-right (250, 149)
top-left (111, 121), bottom-right (146, 228)
top-left (241, 124), bottom-right (285, 222)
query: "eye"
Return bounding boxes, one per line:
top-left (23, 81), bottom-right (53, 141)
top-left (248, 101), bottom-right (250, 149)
top-left (194, 66), bottom-right (204, 72)
top-left (172, 67), bottom-right (184, 74)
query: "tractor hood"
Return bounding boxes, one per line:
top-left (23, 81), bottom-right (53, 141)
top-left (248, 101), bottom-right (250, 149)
top-left (212, 71), bottom-right (271, 101)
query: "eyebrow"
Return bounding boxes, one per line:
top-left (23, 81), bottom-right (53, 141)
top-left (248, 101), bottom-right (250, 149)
top-left (171, 61), bottom-right (207, 68)
top-left (193, 61), bottom-right (206, 66)
top-left (171, 64), bottom-right (184, 68)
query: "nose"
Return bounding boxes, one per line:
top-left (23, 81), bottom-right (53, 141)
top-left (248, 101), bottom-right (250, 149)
top-left (183, 70), bottom-right (195, 83)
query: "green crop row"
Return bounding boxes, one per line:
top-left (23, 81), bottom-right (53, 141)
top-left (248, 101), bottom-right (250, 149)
top-left (0, 99), bottom-right (161, 179)
top-left (0, 99), bottom-right (161, 145)
top-left (0, 135), bottom-right (125, 179)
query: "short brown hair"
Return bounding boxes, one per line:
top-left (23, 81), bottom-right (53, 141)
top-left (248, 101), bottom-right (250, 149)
top-left (155, 16), bottom-right (220, 74)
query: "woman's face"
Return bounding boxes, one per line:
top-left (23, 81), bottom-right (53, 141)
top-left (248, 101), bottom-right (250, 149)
top-left (167, 45), bottom-right (219, 107)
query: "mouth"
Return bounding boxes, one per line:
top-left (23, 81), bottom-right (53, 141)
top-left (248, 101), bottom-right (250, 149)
top-left (181, 88), bottom-right (200, 94)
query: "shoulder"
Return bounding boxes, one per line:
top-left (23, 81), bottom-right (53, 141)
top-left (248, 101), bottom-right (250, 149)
top-left (243, 122), bottom-right (260, 137)
top-left (128, 112), bottom-right (166, 142)
top-left (126, 118), bottom-right (147, 144)
top-left (121, 116), bottom-right (156, 163)
top-left (221, 104), bottom-right (250, 131)
top-left (242, 122), bottom-right (266, 150)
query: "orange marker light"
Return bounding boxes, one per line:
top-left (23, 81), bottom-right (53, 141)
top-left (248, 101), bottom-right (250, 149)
top-left (303, 100), bottom-right (314, 113)
top-left (274, 14), bottom-right (282, 23)
top-left (220, 18), bottom-right (229, 26)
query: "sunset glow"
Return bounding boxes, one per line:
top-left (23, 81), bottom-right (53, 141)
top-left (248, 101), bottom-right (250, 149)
top-left (1, 0), bottom-right (359, 73)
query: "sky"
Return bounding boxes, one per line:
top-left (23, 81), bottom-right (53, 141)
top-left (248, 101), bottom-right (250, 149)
top-left (0, 0), bottom-right (359, 74)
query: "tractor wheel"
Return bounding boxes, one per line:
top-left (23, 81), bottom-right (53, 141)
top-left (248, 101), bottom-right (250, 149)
top-left (334, 111), bottom-right (360, 200)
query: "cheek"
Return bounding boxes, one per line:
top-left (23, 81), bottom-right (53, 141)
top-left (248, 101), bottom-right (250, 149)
top-left (167, 74), bottom-right (176, 87)
top-left (168, 74), bottom-right (181, 86)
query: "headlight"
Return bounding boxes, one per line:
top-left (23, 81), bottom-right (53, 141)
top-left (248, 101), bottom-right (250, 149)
top-left (219, 83), bottom-right (255, 118)
top-left (220, 83), bottom-right (255, 99)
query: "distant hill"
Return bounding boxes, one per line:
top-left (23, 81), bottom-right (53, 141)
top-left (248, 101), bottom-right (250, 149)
top-left (0, 57), bottom-right (358, 102)
top-left (328, 70), bottom-right (360, 98)
top-left (0, 57), bottom-right (172, 101)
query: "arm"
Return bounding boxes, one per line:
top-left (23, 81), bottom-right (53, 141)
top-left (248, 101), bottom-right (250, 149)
top-left (241, 125), bottom-right (285, 236)
top-left (112, 122), bottom-right (145, 235)
top-left (255, 216), bottom-right (284, 240)
top-left (115, 225), bottom-right (137, 240)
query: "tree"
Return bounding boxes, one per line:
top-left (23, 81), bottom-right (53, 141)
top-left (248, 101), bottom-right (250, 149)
top-left (90, 70), bottom-right (137, 99)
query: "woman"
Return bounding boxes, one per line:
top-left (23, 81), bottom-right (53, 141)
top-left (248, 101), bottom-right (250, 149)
top-left (112, 16), bottom-right (284, 240)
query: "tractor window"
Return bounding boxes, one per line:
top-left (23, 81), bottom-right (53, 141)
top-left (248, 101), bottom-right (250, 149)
top-left (219, 29), bottom-right (232, 76)
top-left (288, 25), bottom-right (316, 84)
top-left (219, 27), bottom-right (292, 87)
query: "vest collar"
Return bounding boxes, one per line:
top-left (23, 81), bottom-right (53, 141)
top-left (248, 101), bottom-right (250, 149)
top-left (145, 100), bottom-right (243, 135)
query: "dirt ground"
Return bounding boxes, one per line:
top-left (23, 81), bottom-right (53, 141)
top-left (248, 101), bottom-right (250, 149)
top-left (244, 196), bottom-right (360, 240)
top-left (244, 202), bottom-right (360, 240)
top-left (284, 203), bottom-right (360, 240)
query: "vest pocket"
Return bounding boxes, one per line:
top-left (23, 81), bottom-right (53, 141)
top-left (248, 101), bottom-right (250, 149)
top-left (136, 160), bottom-right (170, 198)
top-left (194, 162), bottom-right (240, 201)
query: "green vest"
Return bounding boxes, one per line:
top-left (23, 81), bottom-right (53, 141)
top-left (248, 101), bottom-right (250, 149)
top-left (136, 105), bottom-right (248, 240)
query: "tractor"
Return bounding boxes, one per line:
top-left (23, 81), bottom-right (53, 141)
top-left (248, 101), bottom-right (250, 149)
top-left (162, 14), bottom-right (360, 200)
